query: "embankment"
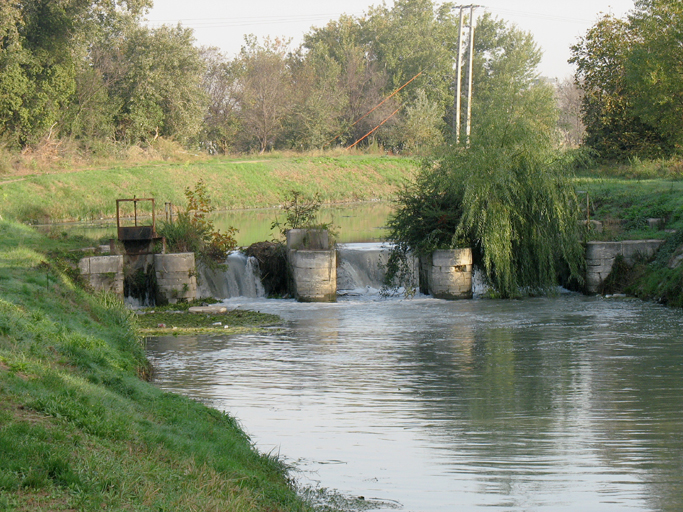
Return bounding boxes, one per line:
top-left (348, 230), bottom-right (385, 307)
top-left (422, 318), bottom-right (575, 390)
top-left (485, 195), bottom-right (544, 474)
top-left (0, 154), bottom-right (418, 223)
top-left (0, 219), bottom-right (311, 511)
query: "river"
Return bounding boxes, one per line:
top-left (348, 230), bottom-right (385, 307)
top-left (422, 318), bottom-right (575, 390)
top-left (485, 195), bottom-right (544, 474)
top-left (38, 201), bottom-right (393, 246)
top-left (146, 294), bottom-right (683, 511)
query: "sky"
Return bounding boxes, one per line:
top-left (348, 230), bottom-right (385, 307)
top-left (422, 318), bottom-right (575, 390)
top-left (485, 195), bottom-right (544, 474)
top-left (145, 0), bottom-right (636, 79)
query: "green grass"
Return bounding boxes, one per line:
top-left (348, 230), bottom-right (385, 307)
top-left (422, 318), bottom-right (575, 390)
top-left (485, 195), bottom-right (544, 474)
top-left (136, 307), bottom-right (281, 336)
top-left (0, 219), bottom-right (312, 511)
top-left (576, 163), bottom-right (683, 307)
top-left (0, 154), bottom-right (418, 223)
top-left (574, 176), bottom-right (683, 240)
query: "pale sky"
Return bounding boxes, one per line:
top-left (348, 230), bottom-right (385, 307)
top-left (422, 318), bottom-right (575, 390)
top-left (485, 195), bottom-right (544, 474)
top-left (145, 0), bottom-right (635, 79)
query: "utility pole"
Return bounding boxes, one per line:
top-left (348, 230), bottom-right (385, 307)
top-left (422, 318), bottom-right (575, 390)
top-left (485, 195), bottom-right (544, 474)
top-left (465, 4), bottom-right (477, 144)
top-left (453, 7), bottom-right (464, 143)
top-left (452, 5), bottom-right (480, 145)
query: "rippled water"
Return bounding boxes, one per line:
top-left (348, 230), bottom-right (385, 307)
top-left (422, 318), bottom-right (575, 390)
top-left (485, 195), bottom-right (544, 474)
top-left (146, 295), bottom-right (683, 511)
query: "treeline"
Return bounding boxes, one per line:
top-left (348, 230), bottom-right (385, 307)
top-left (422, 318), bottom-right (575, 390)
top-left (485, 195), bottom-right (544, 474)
top-left (3, 0), bottom-right (678, 161)
top-left (571, 0), bottom-right (683, 160)
top-left (0, 0), bottom-right (574, 157)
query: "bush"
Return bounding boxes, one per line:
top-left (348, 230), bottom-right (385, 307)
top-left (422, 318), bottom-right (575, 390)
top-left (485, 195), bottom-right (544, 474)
top-left (158, 180), bottom-right (237, 269)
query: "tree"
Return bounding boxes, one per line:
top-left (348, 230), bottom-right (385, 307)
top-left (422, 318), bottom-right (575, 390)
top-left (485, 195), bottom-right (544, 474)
top-left (0, 0), bottom-right (152, 147)
top-left (302, 17), bottom-right (395, 148)
top-left (234, 36), bottom-right (293, 153)
top-left (286, 45), bottom-right (347, 150)
top-left (556, 78), bottom-right (585, 148)
top-left (363, 0), bottom-right (460, 113)
top-left (627, 0), bottom-right (683, 152)
top-left (111, 25), bottom-right (207, 144)
top-left (387, 16), bottom-right (584, 297)
top-left (200, 48), bottom-right (242, 154)
top-left (570, 4), bottom-right (681, 160)
top-left (301, 1), bottom-right (460, 150)
top-left (390, 88), bottom-right (445, 152)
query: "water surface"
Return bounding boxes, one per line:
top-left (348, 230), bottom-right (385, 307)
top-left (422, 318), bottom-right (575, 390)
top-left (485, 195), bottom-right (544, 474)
top-left (146, 295), bottom-right (683, 511)
top-left (38, 201), bottom-right (393, 246)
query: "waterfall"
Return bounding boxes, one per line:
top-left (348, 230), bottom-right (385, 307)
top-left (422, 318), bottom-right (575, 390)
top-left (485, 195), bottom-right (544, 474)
top-left (197, 243), bottom-right (420, 299)
top-left (197, 251), bottom-right (266, 299)
top-left (336, 243), bottom-right (418, 295)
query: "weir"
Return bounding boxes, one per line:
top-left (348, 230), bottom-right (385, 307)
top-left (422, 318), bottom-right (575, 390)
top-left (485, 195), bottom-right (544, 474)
top-left (197, 251), bottom-right (266, 299)
top-left (196, 243), bottom-right (420, 299)
top-left (336, 242), bottom-right (418, 294)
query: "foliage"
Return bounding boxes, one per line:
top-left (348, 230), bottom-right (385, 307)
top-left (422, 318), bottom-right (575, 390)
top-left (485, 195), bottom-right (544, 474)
top-left (1, 0), bottom-right (586, 155)
top-left (571, 1), bottom-right (683, 160)
top-left (235, 36), bottom-right (294, 153)
top-left (200, 47), bottom-right (242, 154)
top-left (110, 25), bottom-right (207, 144)
top-left (627, 0), bottom-right (683, 152)
top-left (158, 180), bottom-right (237, 269)
top-left (271, 190), bottom-right (337, 240)
top-left (387, 17), bottom-right (585, 298)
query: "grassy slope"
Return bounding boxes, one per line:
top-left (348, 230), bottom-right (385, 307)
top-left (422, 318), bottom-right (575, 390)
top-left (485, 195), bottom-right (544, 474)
top-left (577, 176), bottom-right (683, 239)
top-left (0, 220), bottom-right (310, 511)
top-left (0, 155), bottom-right (418, 223)
top-left (576, 166), bottom-right (683, 306)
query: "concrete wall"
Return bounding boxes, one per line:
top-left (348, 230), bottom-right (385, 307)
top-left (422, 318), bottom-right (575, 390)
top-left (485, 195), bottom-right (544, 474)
top-left (78, 255), bottom-right (124, 297)
top-left (586, 239), bottom-right (665, 294)
top-left (420, 249), bottom-right (473, 300)
top-left (154, 253), bottom-right (197, 304)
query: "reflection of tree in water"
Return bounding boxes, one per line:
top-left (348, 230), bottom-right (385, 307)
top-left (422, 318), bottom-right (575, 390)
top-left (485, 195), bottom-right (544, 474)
top-left (585, 305), bottom-right (683, 512)
top-left (401, 298), bottom-right (683, 507)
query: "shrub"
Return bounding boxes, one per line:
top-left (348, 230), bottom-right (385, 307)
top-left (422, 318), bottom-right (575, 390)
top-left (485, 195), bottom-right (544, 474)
top-left (158, 180), bottom-right (237, 269)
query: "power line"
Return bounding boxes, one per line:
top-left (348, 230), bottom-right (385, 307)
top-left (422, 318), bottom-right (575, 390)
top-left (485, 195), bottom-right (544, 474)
top-left (483, 7), bottom-right (596, 25)
top-left (145, 12), bottom-right (366, 29)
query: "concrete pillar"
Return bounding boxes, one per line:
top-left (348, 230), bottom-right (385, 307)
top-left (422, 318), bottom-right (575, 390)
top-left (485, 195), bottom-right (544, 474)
top-left (420, 248), bottom-right (473, 299)
top-left (585, 240), bottom-right (664, 294)
top-left (78, 255), bottom-right (124, 298)
top-left (154, 253), bottom-right (197, 304)
top-left (286, 229), bottom-right (329, 250)
top-left (286, 229), bottom-right (336, 302)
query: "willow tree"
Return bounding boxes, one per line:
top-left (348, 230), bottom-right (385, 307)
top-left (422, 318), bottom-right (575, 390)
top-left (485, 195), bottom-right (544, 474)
top-left (387, 15), bottom-right (585, 297)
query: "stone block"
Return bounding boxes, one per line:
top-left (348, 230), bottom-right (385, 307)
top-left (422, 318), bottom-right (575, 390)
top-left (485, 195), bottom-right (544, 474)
top-left (647, 218), bottom-right (664, 230)
top-left (585, 240), bottom-right (665, 294)
top-left (89, 256), bottom-right (123, 274)
top-left (286, 229), bottom-right (330, 250)
top-left (154, 253), bottom-right (195, 273)
top-left (431, 248), bottom-right (472, 267)
top-left (189, 306), bottom-right (228, 314)
top-left (420, 249), bottom-right (473, 300)
top-left (621, 240), bottom-right (664, 264)
top-left (288, 249), bottom-right (336, 270)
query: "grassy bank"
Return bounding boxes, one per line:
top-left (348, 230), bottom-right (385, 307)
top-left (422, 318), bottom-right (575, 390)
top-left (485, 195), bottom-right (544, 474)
top-left (0, 219), bottom-right (311, 511)
top-left (577, 176), bottom-right (683, 239)
top-left (0, 154), bottom-right (418, 224)
top-left (576, 162), bottom-right (683, 306)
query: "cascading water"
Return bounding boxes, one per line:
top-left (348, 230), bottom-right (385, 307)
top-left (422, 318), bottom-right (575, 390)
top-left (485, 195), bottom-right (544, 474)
top-left (197, 251), bottom-right (266, 299)
top-left (336, 242), bottom-right (419, 295)
top-left (336, 242), bottom-right (393, 294)
top-left (199, 243), bottom-right (422, 299)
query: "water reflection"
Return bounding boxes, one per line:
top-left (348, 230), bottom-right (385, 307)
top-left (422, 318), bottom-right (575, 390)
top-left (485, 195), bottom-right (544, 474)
top-left (36, 201), bottom-right (393, 246)
top-left (146, 295), bottom-right (683, 511)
